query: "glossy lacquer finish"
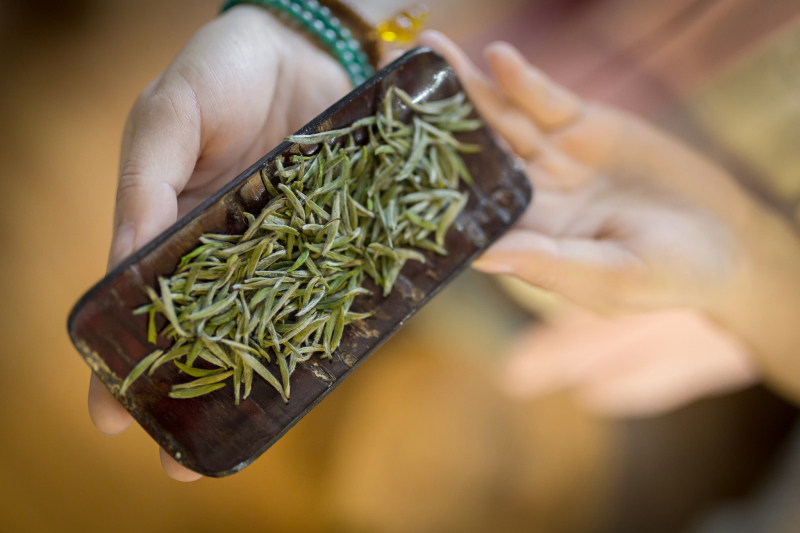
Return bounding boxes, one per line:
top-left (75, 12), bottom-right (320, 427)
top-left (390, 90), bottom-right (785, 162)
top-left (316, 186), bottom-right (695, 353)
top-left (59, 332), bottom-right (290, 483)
top-left (67, 48), bottom-right (532, 477)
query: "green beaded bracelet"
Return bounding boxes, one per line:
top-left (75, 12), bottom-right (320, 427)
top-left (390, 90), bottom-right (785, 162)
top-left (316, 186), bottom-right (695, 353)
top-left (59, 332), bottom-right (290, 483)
top-left (221, 0), bottom-right (376, 86)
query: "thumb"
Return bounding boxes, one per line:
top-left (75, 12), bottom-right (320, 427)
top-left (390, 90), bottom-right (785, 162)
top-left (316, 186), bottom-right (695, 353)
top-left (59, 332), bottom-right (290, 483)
top-left (108, 78), bottom-right (201, 271)
top-left (90, 78), bottom-right (202, 438)
top-left (473, 230), bottom-right (641, 308)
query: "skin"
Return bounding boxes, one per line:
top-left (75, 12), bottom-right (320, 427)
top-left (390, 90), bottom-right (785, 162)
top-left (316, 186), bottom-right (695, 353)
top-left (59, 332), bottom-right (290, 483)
top-left (500, 306), bottom-right (758, 417)
top-left (419, 32), bottom-right (757, 314)
top-left (417, 31), bottom-right (800, 409)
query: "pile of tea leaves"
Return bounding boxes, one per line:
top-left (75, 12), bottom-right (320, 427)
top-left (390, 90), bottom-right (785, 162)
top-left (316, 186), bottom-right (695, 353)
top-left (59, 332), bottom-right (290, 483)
top-left (123, 86), bottom-right (481, 403)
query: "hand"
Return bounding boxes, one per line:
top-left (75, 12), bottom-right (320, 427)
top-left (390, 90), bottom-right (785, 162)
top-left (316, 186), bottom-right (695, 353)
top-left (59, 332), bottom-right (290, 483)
top-left (419, 31), bottom-right (800, 406)
top-left (501, 305), bottom-right (758, 417)
top-left (88, 5), bottom-right (351, 481)
top-left (418, 31), bottom-right (761, 315)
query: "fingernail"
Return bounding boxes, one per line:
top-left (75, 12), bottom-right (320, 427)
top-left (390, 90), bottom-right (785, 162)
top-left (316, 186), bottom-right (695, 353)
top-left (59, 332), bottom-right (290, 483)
top-left (485, 41), bottom-right (515, 58)
top-left (108, 223), bottom-right (135, 272)
top-left (472, 259), bottom-right (513, 274)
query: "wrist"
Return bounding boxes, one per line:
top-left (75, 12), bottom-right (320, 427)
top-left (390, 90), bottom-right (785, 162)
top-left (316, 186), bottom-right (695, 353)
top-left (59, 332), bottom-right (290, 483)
top-left (711, 207), bottom-right (800, 402)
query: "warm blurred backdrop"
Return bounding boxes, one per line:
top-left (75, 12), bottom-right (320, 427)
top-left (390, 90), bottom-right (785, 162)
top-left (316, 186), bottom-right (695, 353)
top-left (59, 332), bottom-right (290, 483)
top-left (2, 0), bottom-right (800, 531)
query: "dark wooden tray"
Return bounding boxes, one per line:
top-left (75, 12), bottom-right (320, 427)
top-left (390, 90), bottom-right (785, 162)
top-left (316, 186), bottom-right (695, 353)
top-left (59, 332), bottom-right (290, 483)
top-left (67, 47), bottom-right (532, 477)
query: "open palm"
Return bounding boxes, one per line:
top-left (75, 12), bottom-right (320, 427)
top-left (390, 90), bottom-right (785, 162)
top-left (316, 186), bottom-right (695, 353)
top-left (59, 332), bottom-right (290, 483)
top-left (419, 32), bottom-right (757, 316)
top-left (418, 31), bottom-right (768, 417)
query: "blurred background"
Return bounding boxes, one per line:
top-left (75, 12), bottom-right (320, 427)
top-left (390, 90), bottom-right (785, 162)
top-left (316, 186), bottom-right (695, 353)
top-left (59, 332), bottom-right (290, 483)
top-left (2, 0), bottom-right (800, 531)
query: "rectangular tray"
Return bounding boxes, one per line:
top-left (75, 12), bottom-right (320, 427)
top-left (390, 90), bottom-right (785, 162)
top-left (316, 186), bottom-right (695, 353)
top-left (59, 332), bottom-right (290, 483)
top-left (67, 47), bottom-right (532, 477)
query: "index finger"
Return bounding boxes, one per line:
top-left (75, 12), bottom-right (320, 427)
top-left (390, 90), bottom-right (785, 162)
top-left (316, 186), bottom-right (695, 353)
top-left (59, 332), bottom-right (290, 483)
top-left (484, 41), bottom-right (581, 131)
top-left (418, 30), bottom-right (544, 159)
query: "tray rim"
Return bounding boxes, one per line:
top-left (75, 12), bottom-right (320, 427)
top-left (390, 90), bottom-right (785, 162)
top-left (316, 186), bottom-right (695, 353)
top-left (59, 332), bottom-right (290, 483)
top-left (67, 46), bottom-right (534, 477)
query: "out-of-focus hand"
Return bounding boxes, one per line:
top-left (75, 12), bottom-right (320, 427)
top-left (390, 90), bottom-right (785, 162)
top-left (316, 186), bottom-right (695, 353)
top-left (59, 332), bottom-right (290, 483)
top-left (417, 31), bottom-right (783, 413)
top-left (88, 5), bottom-right (351, 481)
top-left (501, 306), bottom-right (758, 417)
top-left (419, 31), bottom-right (761, 316)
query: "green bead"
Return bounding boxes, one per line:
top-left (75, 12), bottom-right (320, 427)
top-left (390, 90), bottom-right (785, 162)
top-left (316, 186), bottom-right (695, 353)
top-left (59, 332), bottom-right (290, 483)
top-left (322, 28), bottom-right (337, 43)
top-left (311, 18), bottom-right (326, 34)
top-left (338, 39), bottom-right (351, 52)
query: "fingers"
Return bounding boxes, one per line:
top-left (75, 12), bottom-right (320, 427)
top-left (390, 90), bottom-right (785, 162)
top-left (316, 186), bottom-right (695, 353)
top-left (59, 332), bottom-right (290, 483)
top-left (578, 347), bottom-right (757, 417)
top-left (502, 308), bottom-right (758, 417)
top-left (115, 84), bottom-right (203, 482)
top-left (501, 318), bottom-right (583, 399)
top-left (523, 146), bottom-right (596, 192)
top-left (88, 373), bottom-right (134, 435)
top-left (113, 88), bottom-right (206, 482)
top-left (160, 447), bottom-right (203, 482)
top-left (95, 75), bottom-right (202, 443)
top-left (418, 30), bottom-right (543, 159)
top-left (580, 310), bottom-right (757, 415)
top-left (485, 41), bottom-right (581, 130)
top-left (109, 78), bottom-right (202, 269)
top-left (500, 307), bottom-right (635, 399)
top-left (473, 229), bottom-right (642, 308)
